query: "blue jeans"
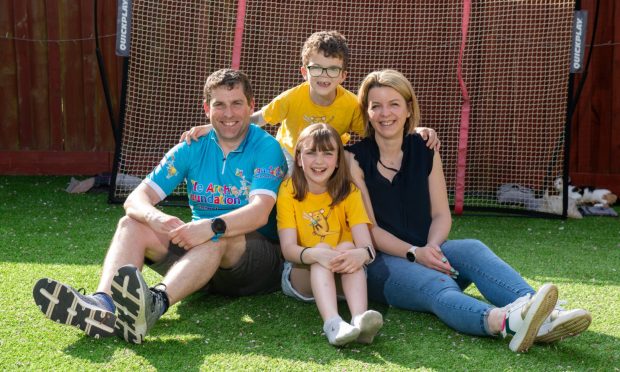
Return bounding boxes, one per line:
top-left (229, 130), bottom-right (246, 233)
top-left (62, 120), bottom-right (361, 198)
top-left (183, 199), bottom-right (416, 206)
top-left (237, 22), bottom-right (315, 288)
top-left (367, 239), bottom-right (535, 336)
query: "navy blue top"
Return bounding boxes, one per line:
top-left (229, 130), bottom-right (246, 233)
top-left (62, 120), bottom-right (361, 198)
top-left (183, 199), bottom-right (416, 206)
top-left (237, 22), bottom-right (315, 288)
top-left (346, 134), bottom-right (434, 247)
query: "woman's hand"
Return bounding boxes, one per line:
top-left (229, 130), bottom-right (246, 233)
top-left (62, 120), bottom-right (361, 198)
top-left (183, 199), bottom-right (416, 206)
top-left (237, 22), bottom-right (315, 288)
top-left (330, 248), bottom-right (367, 274)
top-left (415, 243), bottom-right (454, 277)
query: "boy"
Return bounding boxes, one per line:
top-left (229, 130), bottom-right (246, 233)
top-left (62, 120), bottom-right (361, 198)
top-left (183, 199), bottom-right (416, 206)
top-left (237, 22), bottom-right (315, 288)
top-left (182, 31), bottom-right (438, 169)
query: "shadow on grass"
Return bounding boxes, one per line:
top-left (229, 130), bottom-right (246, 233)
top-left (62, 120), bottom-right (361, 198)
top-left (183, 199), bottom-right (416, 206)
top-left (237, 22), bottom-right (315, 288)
top-left (60, 291), bottom-right (618, 370)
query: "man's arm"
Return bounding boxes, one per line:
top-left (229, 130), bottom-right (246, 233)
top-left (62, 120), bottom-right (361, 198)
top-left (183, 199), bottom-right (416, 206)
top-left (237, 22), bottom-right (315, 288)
top-left (168, 193), bottom-right (275, 249)
top-left (124, 182), bottom-right (185, 235)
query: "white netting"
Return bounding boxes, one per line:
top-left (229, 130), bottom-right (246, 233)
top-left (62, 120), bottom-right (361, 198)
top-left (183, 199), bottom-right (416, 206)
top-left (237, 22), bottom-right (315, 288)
top-left (112, 0), bottom-right (575, 215)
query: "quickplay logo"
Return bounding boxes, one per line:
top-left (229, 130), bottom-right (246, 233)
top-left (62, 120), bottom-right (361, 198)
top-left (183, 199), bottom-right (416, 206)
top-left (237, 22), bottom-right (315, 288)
top-left (570, 11), bottom-right (587, 73)
top-left (115, 0), bottom-right (132, 56)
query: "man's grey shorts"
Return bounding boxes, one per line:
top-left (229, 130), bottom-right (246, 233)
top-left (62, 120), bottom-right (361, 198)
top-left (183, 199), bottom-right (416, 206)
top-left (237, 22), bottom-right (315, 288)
top-left (146, 231), bottom-right (283, 296)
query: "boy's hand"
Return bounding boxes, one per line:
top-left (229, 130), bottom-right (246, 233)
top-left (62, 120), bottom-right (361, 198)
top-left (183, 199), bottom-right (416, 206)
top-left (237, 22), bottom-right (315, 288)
top-left (179, 125), bottom-right (212, 145)
top-left (415, 127), bottom-right (441, 150)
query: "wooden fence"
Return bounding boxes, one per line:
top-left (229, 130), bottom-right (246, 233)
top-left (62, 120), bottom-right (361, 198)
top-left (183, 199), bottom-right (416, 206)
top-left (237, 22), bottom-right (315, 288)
top-left (0, 0), bottom-right (618, 195)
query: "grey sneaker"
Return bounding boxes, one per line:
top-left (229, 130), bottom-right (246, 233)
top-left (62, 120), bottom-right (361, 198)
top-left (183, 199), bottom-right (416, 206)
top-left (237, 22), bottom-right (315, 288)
top-left (33, 278), bottom-right (115, 338)
top-left (352, 310), bottom-right (383, 344)
top-left (536, 305), bottom-right (591, 343)
top-left (500, 283), bottom-right (558, 352)
top-left (323, 316), bottom-right (360, 346)
top-left (111, 265), bottom-right (166, 344)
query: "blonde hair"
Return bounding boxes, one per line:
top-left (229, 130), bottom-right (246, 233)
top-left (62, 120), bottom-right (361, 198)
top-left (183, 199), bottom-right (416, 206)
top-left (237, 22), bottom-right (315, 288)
top-left (357, 69), bottom-right (421, 138)
top-left (291, 123), bottom-right (352, 206)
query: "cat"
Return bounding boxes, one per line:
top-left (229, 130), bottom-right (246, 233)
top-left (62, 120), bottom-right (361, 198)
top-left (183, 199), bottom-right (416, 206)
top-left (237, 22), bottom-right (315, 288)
top-left (553, 177), bottom-right (617, 208)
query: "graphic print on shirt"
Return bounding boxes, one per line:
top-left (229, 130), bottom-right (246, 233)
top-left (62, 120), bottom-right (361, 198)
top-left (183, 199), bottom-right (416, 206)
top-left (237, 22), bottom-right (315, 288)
top-left (303, 207), bottom-right (337, 241)
top-left (303, 114), bottom-right (335, 127)
top-left (164, 155), bottom-right (177, 179)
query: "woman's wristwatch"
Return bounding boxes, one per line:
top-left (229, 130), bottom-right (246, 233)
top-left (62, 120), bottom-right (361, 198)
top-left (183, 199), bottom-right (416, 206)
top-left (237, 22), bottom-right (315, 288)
top-left (364, 245), bottom-right (376, 264)
top-left (406, 246), bottom-right (419, 262)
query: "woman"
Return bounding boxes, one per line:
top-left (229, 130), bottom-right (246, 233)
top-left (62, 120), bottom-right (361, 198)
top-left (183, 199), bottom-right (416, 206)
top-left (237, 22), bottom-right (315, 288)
top-left (344, 69), bottom-right (591, 352)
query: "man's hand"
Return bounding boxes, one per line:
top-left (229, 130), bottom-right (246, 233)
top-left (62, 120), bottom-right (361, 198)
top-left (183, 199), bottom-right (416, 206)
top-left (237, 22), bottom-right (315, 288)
top-left (415, 127), bottom-right (441, 150)
top-left (179, 125), bottom-right (212, 145)
top-left (144, 211), bottom-right (185, 235)
top-left (168, 219), bottom-right (213, 249)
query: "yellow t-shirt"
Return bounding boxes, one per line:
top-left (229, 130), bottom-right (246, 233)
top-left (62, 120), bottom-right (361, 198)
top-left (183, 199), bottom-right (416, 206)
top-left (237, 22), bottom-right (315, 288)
top-left (276, 179), bottom-right (371, 248)
top-left (262, 82), bottom-right (365, 156)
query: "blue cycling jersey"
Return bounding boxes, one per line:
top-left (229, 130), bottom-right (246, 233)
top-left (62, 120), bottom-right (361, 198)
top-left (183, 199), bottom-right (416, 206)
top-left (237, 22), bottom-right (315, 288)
top-left (145, 124), bottom-right (287, 239)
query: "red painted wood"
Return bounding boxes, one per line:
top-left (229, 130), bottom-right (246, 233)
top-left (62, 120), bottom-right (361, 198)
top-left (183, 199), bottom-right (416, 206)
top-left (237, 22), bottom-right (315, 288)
top-left (0, 151), bottom-right (114, 175)
top-left (28, 0), bottom-right (50, 150)
top-left (46, 0), bottom-right (63, 151)
top-left (0, 1), bottom-right (19, 150)
top-left (12, 0), bottom-right (34, 150)
top-left (61, 1), bottom-right (87, 152)
top-left (81, 0), bottom-right (96, 151)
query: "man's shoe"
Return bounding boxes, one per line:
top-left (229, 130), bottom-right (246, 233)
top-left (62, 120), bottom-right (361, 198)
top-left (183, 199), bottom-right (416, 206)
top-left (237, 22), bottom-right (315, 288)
top-left (352, 310), bottom-right (383, 344)
top-left (111, 265), bottom-right (166, 344)
top-left (536, 306), bottom-right (591, 343)
top-left (501, 283), bottom-right (558, 352)
top-left (33, 278), bottom-right (115, 338)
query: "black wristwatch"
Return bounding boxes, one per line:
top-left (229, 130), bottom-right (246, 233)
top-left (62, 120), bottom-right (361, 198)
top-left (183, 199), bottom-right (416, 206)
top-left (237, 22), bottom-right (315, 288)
top-left (210, 217), bottom-right (227, 242)
top-left (406, 246), bottom-right (418, 262)
top-left (364, 245), bottom-right (376, 264)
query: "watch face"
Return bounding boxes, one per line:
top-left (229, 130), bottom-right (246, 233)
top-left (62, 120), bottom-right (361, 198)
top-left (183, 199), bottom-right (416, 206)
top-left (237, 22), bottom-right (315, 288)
top-left (406, 251), bottom-right (416, 262)
top-left (211, 218), bottom-right (226, 234)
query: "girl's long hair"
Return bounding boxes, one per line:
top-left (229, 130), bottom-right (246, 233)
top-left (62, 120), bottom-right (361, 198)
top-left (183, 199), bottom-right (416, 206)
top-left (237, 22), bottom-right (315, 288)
top-left (291, 123), bottom-right (352, 206)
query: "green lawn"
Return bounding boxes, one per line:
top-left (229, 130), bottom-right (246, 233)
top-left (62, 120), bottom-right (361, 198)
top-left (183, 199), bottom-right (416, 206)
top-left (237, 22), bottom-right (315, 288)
top-left (1, 176), bottom-right (618, 371)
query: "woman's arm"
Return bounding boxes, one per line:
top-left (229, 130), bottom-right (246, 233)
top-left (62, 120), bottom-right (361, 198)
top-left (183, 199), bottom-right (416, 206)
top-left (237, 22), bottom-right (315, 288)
top-left (426, 151), bottom-right (452, 246)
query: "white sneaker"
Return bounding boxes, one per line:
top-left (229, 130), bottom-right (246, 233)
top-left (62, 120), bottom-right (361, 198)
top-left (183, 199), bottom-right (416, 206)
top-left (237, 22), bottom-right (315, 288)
top-left (500, 283), bottom-right (558, 352)
top-left (536, 304), bottom-right (591, 343)
top-left (323, 316), bottom-right (360, 346)
top-left (352, 310), bottom-right (383, 344)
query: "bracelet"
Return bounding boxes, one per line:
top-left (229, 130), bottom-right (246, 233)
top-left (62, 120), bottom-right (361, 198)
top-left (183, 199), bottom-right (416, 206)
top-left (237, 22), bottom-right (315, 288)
top-left (299, 247), bottom-right (309, 265)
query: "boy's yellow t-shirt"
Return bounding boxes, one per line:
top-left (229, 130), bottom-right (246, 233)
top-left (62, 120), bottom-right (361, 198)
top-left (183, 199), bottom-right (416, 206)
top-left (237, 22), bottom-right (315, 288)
top-left (262, 82), bottom-right (365, 155)
top-left (276, 179), bottom-right (371, 248)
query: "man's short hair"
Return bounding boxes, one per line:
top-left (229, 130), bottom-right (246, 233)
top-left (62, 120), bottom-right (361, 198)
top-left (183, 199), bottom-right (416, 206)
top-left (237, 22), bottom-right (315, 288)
top-left (204, 69), bottom-right (254, 104)
top-left (301, 31), bottom-right (350, 71)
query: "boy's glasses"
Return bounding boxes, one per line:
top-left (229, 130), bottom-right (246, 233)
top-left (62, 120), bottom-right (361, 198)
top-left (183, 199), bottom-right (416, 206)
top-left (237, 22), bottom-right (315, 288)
top-left (306, 65), bottom-right (343, 78)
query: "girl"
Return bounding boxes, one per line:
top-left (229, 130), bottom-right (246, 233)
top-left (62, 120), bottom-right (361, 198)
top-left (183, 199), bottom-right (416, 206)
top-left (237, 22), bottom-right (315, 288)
top-left (277, 123), bottom-right (383, 346)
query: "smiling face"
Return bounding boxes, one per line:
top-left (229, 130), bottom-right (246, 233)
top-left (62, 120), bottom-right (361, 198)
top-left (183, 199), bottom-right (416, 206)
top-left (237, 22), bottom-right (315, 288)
top-left (300, 52), bottom-right (346, 106)
top-left (366, 86), bottom-right (411, 141)
top-left (204, 84), bottom-right (255, 151)
top-left (296, 136), bottom-right (339, 194)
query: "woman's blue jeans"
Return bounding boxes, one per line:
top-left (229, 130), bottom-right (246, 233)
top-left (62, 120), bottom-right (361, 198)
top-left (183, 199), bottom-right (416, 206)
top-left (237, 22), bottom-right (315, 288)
top-left (366, 239), bottom-right (535, 336)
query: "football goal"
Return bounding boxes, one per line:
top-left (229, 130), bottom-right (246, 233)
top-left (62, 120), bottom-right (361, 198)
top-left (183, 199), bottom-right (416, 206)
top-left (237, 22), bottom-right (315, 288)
top-left (110, 0), bottom-right (576, 217)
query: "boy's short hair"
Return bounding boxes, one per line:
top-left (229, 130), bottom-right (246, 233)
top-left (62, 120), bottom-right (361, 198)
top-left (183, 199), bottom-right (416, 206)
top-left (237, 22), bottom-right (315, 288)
top-left (204, 69), bottom-right (254, 104)
top-left (301, 31), bottom-right (350, 71)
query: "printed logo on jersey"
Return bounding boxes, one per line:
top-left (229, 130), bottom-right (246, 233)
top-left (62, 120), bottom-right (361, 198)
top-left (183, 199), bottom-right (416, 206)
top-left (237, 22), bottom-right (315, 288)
top-left (187, 168), bottom-right (251, 207)
top-left (163, 154), bottom-right (177, 179)
top-left (254, 165), bottom-right (285, 179)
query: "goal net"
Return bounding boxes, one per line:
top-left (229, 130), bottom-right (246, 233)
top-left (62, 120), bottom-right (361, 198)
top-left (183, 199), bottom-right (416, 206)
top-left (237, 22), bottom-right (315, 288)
top-left (110, 0), bottom-right (576, 217)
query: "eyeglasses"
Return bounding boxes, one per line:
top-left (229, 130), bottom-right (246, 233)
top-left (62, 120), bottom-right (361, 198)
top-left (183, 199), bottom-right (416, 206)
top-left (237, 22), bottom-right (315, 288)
top-left (306, 65), bottom-right (343, 78)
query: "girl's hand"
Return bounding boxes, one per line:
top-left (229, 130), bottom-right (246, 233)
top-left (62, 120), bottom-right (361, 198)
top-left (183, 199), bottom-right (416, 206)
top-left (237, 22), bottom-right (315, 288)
top-left (306, 247), bottom-right (340, 270)
top-left (179, 125), bottom-right (211, 145)
top-left (329, 248), bottom-right (367, 274)
top-left (415, 244), bottom-right (454, 277)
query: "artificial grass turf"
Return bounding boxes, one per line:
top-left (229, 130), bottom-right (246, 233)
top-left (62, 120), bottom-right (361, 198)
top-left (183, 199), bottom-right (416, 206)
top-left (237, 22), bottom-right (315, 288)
top-left (1, 176), bottom-right (618, 371)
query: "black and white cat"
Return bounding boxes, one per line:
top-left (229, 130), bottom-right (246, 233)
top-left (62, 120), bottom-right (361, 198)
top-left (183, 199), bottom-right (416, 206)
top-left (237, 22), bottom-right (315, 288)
top-left (553, 177), bottom-right (617, 208)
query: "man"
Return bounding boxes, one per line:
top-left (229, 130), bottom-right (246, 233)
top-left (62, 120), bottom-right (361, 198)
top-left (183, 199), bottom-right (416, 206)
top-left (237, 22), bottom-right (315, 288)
top-left (33, 69), bottom-right (288, 344)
